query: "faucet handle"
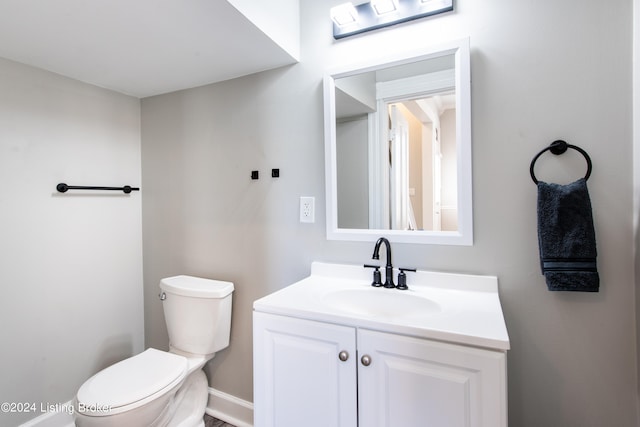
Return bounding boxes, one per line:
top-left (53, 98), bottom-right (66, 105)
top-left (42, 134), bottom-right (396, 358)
top-left (364, 264), bottom-right (383, 287)
top-left (396, 268), bottom-right (416, 290)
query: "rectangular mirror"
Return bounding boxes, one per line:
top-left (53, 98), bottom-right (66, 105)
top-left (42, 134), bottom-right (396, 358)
top-left (324, 38), bottom-right (472, 245)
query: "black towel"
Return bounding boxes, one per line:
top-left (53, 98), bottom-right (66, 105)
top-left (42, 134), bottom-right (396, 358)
top-left (537, 178), bottom-right (599, 292)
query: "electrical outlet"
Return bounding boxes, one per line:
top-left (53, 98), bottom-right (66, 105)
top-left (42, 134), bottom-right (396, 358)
top-left (300, 197), bottom-right (315, 223)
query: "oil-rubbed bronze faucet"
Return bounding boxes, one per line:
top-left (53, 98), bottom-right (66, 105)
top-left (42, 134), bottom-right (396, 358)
top-left (372, 237), bottom-right (395, 288)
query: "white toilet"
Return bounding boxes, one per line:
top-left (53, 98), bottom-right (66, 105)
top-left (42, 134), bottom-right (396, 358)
top-left (74, 275), bottom-right (234, 427)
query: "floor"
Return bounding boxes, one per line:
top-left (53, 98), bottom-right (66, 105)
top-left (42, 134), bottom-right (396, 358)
top-left (204, 414), bottom-right (237, 427)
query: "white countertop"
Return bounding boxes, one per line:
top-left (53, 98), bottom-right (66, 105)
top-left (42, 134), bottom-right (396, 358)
top-left (253, 262), bottom-right (510, 351)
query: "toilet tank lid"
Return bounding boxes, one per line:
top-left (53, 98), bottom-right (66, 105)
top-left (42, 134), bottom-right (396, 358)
top-left (76, 348), bottom-right (187, 411)
top-left (160, 275), bottom-right (234, 298)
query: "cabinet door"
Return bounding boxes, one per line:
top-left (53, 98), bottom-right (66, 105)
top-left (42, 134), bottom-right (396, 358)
top-left (358, 329), bottom-right (507, 427)
top-left (253, 312), bottom-right (357, 427)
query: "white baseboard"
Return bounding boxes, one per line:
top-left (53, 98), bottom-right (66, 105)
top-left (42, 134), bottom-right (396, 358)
top-left (18, 401), bottom-right (75, 427)
top-left (205, 387), bottom-right (254, 427)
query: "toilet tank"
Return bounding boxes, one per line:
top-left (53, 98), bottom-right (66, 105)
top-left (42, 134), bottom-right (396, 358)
top-left (159, 275), bottom-right (234, 356)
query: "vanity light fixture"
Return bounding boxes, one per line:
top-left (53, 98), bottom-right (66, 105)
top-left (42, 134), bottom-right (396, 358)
top-left (330, 2), bottom-right (359, 26)
top-left (331, 0), bottom-right (453, 39)
top-left (370, 0), bottom-right (399, 15)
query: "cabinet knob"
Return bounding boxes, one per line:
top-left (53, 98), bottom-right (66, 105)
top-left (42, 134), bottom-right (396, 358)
top-left (361, 355), bottom-right (372, 366)
top-left (338, 351), bottom-right (349, 361)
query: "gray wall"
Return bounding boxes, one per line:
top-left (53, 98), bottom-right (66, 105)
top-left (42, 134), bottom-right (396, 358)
top-left (141, 0), bottom-right (637, 426)
top-left (337, 116), bottom-right (369, 228)
top-left (0, 58), bottom-right (144, 426)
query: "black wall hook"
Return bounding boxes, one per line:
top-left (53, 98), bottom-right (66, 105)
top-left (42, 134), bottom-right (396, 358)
top-left (530, 140), bottom-right (592, 184)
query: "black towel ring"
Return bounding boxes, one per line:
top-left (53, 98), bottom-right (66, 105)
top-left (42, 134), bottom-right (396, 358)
top-left (529, 140), bottom-right (592, 184)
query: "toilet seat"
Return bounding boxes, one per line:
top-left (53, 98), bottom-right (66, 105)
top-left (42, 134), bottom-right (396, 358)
top-left (76, 348), bottom-right (187, 416)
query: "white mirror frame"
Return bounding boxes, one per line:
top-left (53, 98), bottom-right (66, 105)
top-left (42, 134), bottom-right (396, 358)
top-left (324, 38), bottom-right (472, 245)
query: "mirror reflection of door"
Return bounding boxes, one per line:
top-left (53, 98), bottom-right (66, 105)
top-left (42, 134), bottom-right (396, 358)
top-left (382, 93), bottom-right (457, 231)
top-left (336, 92), bottom-right (458, 232)
top-left (334, 52), bottom-right (461, 233)
top-left (388, 104), bottom-right (413, 230)
top-left (433, 125), bottom-right (442, 231)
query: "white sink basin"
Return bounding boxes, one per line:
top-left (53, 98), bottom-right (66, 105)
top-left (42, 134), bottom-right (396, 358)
top-left (253, 262), bottom-right (511, 350)
top-left (322, 288), bottom-right (441, 318)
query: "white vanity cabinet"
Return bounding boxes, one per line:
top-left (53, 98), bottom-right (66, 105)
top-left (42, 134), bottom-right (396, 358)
top-left (357, 328), bottom-right (507, 427)
top-left (253, 312), bottom-right (357, 427)
top-left (253, 262), bottom-right (511, 427)
top-left (253, 311), bottom-right (508, 427)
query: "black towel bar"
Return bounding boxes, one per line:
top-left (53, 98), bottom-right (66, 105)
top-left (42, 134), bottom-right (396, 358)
top-left (56, 183), bottom-right (140, 194)
top-left (529, 140), bottom-right (592, 184)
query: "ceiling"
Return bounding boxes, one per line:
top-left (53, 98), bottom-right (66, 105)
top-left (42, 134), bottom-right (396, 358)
top-left (0, 0), bottom-right (299, 98)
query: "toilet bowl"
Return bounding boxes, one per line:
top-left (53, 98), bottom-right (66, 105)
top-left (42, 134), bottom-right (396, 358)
top-left (74, 275), bottom-right (233, 427)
